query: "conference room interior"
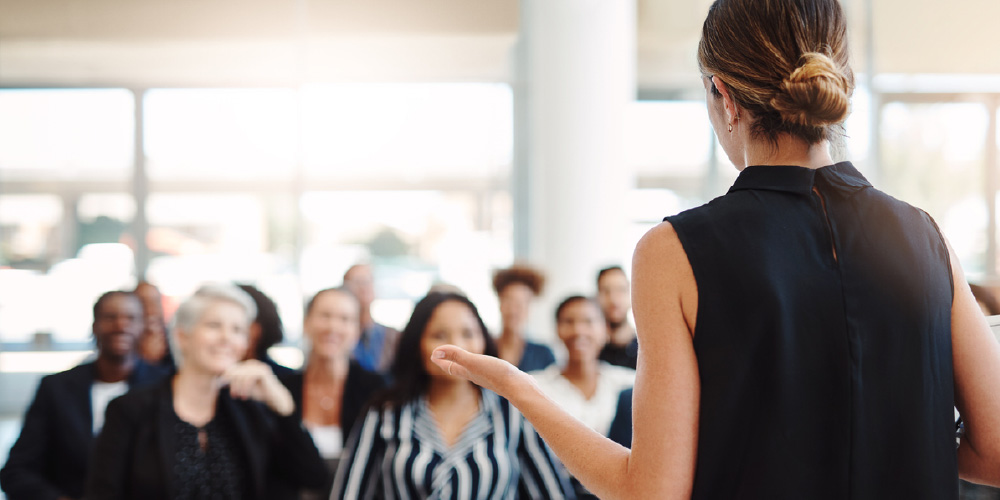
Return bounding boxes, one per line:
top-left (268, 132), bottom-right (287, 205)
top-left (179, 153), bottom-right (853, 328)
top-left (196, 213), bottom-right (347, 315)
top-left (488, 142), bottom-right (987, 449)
top-left (2, 0), bottom-right (1000, 497)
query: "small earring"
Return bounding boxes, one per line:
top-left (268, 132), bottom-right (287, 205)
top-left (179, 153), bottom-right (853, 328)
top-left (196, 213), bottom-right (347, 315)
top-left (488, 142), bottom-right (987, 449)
top-left (728, 123), bottom-right (733, 133)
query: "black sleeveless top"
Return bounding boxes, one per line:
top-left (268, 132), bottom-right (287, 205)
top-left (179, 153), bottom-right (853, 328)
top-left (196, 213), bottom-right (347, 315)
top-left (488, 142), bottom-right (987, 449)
top-left (665, 162), bottom-right (957, 499)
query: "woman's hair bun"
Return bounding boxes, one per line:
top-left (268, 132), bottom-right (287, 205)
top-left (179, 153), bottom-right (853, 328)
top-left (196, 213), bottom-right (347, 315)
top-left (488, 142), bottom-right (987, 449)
top-left (769, 52), bottom-right (852, 128)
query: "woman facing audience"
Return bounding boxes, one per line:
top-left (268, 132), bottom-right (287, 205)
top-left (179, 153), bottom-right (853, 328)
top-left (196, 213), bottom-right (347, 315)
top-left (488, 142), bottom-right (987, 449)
top-left (492, 264), bottom-right (556, 372)
top-left (332, 291), bottom-right (574, 499)
top-left (86, 284), bottom-right (326, 500)
top-left (275, 287), bottom-right (385, 499)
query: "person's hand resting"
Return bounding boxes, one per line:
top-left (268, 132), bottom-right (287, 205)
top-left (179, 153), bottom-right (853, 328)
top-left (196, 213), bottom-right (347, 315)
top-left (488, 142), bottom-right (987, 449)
top-left (221, 359), bottom-right (295, 416)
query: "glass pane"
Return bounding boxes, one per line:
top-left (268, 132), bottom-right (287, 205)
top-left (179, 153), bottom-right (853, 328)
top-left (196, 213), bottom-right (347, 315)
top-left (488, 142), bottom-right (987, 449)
top-left (0, 89), bottom-right (134, 179)
top-left (625, 101), bottom-right (712, 177)
top-left (0, 193), bottom-right (140, 344)
top-left (880, 102), bottom-right (988, 275)
top-left (77, 193), bottom-right (137, 253)
top-left (144, 89), bottom-right (298, 181)
top-left (841, 85), bottom-right (871, 165)
top-left (144, 192), bottom-right (300, 337)
top-left (300, 190), bottom-right (511, 331)
top-left (301, 83), bottom-right (513, 180)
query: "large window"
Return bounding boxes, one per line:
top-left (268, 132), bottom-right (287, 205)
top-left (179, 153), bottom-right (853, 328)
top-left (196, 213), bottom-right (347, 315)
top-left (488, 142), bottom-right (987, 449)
top-left (879, 98), bottom-right (997, 278)
top-left (0, 84), bottom-right (515, 346)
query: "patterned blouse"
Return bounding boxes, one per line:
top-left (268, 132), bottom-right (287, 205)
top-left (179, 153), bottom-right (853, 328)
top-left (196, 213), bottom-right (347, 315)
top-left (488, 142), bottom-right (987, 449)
top-left (331, 388), bottom-right (574, 499)
top-left (169, 411), bottom-right (246, 500)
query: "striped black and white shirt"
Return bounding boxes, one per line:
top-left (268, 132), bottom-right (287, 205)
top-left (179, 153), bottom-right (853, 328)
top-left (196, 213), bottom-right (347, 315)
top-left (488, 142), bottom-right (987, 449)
top-left (330, 388), bottom-right (575, 499)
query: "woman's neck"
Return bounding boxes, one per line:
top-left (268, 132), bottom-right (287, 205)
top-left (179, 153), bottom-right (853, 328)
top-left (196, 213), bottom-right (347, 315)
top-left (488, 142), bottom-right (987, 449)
top-left (427, 378), bottom-right (481, 408)
top-left (425, 378), bottom-right (481, 448)
top-left (742, 136), bottom-right (834, 170)
top-left (562, 356), bottom-right (600, 399)
top-left (305, 353), bottom-right (350, 383)
top-left (172, 367), bottom-right (221, 427)
top-left (500, 324), bottom-right (524, 342)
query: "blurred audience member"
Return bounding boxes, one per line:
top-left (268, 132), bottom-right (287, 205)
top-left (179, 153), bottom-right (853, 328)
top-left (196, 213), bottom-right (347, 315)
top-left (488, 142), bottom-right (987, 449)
top-left (237, 283), bottom-right (294, 377)
top-left (274, 287), bottom-right (385, 499)
top-left (343, 263), bottom-right (401, 373)
top-left (532, 296), bottom-right (635, 498)
top-left (1, 291), bottom-right (168, 500)
top-left (492, 264), bottom-right (556, 371)
top-left (134, 280), bottom-right (172, 367)
top-left (332, 292), bottom-right (574, 499)
top-left (86, 284), bottom-right (326, 500)
top-left (970, 283), bottom-right (1000, 316)
top-left (596, 266), bottom-right (638, 369)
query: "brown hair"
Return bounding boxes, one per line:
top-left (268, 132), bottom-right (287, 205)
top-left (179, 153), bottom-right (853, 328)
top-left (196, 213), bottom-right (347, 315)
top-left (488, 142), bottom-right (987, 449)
top-left (698, 0), bottom-right (854, 144)
top-left (492, 264), bottom-right (545, 296)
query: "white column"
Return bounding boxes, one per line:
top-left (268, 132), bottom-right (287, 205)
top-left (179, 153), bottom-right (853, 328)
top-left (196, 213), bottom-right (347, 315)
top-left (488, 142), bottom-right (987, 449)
top-left (516, 0), bottom-right (637, 339)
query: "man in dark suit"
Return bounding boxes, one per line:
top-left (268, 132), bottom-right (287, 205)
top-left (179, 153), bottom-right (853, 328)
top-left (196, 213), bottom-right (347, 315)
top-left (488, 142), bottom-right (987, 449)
top-left (0, 290), bottom-right (169, 500)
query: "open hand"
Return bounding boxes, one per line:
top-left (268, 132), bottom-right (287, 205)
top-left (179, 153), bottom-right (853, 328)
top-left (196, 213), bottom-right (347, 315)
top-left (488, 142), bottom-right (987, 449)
top-left (430, 345), bottom-right (528, 399)
top-left (221, 359), bottom-right (295, 416)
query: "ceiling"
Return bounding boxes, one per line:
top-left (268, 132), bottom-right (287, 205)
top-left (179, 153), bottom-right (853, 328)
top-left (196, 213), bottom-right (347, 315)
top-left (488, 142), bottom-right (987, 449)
top-left (1, 0), bottom-right (997, 91)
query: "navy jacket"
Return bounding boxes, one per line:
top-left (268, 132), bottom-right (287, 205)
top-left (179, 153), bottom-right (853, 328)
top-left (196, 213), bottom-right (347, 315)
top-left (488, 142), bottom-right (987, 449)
top-left (271, 360), bottom-right (386, 499)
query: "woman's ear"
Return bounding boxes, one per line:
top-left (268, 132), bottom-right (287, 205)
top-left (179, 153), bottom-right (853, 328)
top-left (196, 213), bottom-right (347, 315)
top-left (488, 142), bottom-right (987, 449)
top-left (711, 76), bottom-right (740, 125)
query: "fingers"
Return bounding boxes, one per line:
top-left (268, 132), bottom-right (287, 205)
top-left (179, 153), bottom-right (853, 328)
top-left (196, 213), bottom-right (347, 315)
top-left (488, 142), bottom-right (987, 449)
top-left (221, 360), bottom-right (295, 416)
top-left (431, 346), bottom-right (473, 381)
top-left (222, 361), bottom-right (270, 401)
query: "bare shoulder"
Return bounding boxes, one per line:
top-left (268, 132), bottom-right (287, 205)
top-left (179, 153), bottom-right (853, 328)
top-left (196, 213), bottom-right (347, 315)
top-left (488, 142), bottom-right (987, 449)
top-left (632, 221), bottom-right (698, 335)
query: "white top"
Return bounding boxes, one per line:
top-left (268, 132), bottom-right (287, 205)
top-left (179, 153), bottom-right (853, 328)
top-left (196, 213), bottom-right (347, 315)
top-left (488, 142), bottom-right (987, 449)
top-left (530, 362), bottom-right (635, 436)
top-left (91, 380), bottom-right (128, 434)
top-left (308, 424), bottom-right (343, 459)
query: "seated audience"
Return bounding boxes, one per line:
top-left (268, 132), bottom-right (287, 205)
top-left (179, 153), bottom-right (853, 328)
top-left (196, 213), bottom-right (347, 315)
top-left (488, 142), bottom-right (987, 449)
top-left (531, 295), bottom-right (635, 498)
top-left (275, 287), bottom-right (385, 499)
top-left (85, 284), bottom-right (326, 500)
top-left (237, 283), bottom-right (294, 377)
top-left (492, 264), bottom-right (557, 371)
top-left (343, 263), bottom-right (401, 373)
top-left (595, 266), bottom-right (638, 369)
top-left (332, 291), bottom-right (575, 499)
top-left (134, 280), bottom-right (173, 368)
top-left (0, 290), bottom-right (168, 500)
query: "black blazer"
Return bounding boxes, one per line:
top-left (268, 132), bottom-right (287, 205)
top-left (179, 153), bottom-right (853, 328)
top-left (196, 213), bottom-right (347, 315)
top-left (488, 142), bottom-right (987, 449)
top-left (280, 360), bottom-right (386, 441)
top-left (85, 377), bottom-right (328, 500)
top-left (0, 360), bottom-right (167, 500)
top-left (271, 361), bottom-right (386, 499)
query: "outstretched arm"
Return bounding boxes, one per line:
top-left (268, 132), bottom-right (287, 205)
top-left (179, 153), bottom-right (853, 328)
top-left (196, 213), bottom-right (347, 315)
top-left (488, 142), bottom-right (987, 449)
top-left (433, 221), bottom-right (701, 499)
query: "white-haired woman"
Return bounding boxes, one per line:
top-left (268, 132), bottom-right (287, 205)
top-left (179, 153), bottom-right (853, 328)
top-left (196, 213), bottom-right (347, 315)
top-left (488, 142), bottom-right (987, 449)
top-left (86, 284), bottom-right (327, 500)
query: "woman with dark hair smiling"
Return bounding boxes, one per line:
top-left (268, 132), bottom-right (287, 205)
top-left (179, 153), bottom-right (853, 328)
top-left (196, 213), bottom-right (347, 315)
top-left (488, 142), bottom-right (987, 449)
top-left (331, 291), bottom-right (574, 499)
